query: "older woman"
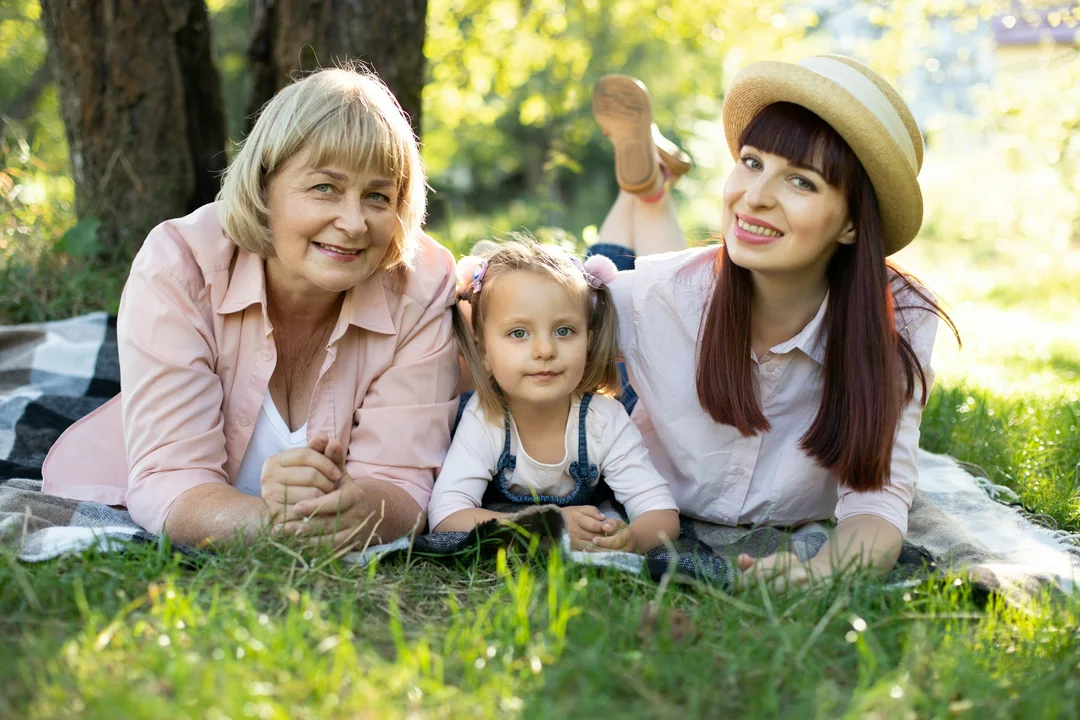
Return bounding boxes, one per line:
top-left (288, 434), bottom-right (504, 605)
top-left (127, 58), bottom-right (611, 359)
top-left (42, 68), bottom-right (459, 549)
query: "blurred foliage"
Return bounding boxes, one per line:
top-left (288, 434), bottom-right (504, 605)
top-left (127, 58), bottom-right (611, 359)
top-left (978, 50), bottom-right (1080, 241)
top-left (206, 0), bottom-right (253, 144)
top-left (0, 0), bottom-right (67, 168)
top-left (420, 0), bottom-right (803, 240)
top-left (0, 0), bottom-right (46, 109)
top-left (0, 0), bottom-right (1078, 325)
top-left (1, 0), bottom-right (84, 321)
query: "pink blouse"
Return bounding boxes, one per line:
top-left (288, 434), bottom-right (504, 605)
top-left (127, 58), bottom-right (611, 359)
top-left (609, 246), bottom-right (938, 537)
top-left (42, 203), bottom-right (460, 534)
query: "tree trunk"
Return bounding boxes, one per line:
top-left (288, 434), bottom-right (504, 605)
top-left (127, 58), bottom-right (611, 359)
top-left (245, 0), bottom-right (428, 136)
top-left (40, 0), bottom-right (227, 256)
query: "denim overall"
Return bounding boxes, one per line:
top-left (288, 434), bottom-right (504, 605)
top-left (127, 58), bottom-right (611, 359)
top-left (481, 393), bottom-right (610, 507)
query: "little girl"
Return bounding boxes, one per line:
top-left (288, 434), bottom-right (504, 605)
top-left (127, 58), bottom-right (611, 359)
top-left (428, 238), bottom-right (680, 553)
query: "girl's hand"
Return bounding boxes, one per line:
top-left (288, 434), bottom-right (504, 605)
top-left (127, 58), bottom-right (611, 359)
top-left (561, 505), bottom-right (607, 550)
top-left (735, 551), bottom-right (814, 593)
top-left (586, 517), bottom-right (635, 553)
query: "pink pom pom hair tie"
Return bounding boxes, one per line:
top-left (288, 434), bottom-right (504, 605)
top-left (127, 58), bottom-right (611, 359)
top-left (580, 254), bottom-right (619, 289)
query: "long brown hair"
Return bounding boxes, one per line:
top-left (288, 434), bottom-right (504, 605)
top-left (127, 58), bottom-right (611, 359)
top-left (455, 235), bottom-right (622, 423)
top-left (696, 102), bottom-right (958, 492)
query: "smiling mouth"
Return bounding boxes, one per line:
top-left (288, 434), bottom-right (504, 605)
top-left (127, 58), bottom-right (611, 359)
top-left (735, 217), bottom-right (784, 237)
top-left (313, 241), bottom-right (362, 256)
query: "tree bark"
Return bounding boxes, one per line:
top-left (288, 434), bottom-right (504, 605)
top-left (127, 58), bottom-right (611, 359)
top-left (40, 0), bottom-right (227, 256)
top-left (245, 0), bottom-right (428, 136)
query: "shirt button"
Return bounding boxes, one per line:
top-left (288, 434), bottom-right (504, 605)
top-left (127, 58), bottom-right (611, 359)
top-left (766, 363), bottom-right (777, 372)
top-left (239, 417), bottom-right (250, 427)
top-left (262, 350), bottom-right (273, 362)
top-left (733, 467), bottom-right (746, 476)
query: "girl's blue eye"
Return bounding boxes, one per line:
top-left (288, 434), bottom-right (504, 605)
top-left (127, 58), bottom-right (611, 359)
top-left (510, 329), bottom-right (527, 339)
top-left (555, 326), bottom-right (574, 337)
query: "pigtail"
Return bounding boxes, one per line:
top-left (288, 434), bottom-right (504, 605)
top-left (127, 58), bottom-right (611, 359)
top-left (576, 284), bottom-right (622, 398)
top-left (455, 284), bottom-right (475, 305)
top-left (452, 296), bottom-right (505, 424)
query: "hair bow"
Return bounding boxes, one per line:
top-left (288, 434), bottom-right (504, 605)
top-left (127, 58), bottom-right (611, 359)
top-left (456, 255), bottom-right (488, 295)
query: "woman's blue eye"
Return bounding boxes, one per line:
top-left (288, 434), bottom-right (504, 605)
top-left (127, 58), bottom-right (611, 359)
top-left (313, 183), bottom-right (334, 194)
top-left (555, 326), bottom-right (574, 337)
top-left (791, 176), bottom-right (816, 191)
top-left (741, 155), bottom-right (762, 170)
top-left (368, 192), bottom-right (390, 203)
top-left (510, 329), bottom-right (527, 339)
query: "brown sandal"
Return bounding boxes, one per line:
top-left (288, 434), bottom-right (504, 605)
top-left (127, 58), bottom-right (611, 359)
top-left (653, 125), bottom-right (692, 178)
top-left (592, 75), bottom-right (660, 195)
top-left (593, 75), bottom-right (693, 196)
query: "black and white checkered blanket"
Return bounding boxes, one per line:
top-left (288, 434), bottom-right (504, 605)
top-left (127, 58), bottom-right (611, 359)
top-left (0, 313), bottom-right (170, 559)
top-left (3, 314), bottom-right (1078, 601)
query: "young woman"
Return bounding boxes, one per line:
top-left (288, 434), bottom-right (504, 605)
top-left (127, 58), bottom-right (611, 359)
top-left (589, 57), bottom-right (955, 588)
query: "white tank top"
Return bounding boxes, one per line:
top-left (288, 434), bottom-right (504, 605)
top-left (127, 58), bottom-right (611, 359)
top-left (233, 391), bottom-right (309, 497)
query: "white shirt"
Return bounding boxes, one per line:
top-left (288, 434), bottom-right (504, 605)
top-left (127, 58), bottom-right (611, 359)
top-left (427, 393), bottom-right (679, 530)
top-left (609, 246), bottom-right (938, 536)
top-left (234, 392), bottom-right (309, 497)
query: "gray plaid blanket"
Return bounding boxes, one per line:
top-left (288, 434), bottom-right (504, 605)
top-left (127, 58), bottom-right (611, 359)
top-left (3, 314), bottom-right (1078, 601)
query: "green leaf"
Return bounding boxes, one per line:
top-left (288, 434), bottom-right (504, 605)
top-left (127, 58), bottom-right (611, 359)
top-left (57, 216), bottom-right (102, 258)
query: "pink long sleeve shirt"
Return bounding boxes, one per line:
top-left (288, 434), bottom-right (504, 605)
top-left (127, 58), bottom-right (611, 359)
top-left (42, 203), bottom-right (460, 534)
top-left (609, 246), bottom-right (938, 537)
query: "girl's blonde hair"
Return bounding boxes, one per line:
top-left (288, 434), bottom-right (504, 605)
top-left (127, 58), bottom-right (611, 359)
top-left (217, 66), bottom-right (426, 269)
top-left (455, 235), bottom-right (622, 422)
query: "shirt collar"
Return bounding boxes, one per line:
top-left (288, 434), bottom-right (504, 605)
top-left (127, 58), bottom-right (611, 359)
top-left (340, 271), bottom-right (396, 336)
top-left (765, 291), bottom-right (829, 365)
top-left (217, 248), bottom-right (396, 336)
top-left (217, 248), bottom-right (266, 316)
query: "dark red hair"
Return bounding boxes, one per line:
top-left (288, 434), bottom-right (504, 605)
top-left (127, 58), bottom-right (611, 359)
top-left (696, 102), bottom-right (957, 492)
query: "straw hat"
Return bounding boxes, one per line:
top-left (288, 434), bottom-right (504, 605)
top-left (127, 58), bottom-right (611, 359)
top-left (722, 55), bottom-right (924, 255)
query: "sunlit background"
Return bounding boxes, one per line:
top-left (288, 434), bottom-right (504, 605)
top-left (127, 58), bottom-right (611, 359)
top-left (1, 0), bottom-right (1078, 396)
top-left (4, 6), bottom-right (1080, 709)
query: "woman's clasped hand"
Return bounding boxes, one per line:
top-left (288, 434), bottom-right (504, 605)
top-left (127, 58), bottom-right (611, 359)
top-left (259, 434), bottom-right (427, 549)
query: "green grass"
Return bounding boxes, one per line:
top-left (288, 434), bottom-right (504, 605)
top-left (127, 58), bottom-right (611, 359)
top-left (2, 382), bottom-right (1079, 718)
top-left (922, 385), bottom-right (1080, 531)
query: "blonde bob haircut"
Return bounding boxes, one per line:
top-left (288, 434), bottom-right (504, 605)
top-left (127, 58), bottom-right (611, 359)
top-left (217, 66), bottom-right (426, 269)
top-left (454, 235), bottom-right (622, 423)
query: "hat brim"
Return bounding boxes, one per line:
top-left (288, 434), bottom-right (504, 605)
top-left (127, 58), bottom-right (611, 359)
top-left (722, 61), bottom-right (922, 256)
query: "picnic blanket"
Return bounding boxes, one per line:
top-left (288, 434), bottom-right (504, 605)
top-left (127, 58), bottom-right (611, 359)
top-left (2, 313), bottom-right (1078, 602)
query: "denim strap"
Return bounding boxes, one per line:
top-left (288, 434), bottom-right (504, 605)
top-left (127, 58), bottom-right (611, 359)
top-left (486, 394), bottom-right (598, 506)
top-left (567, 393), bottom-right (599, 486)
